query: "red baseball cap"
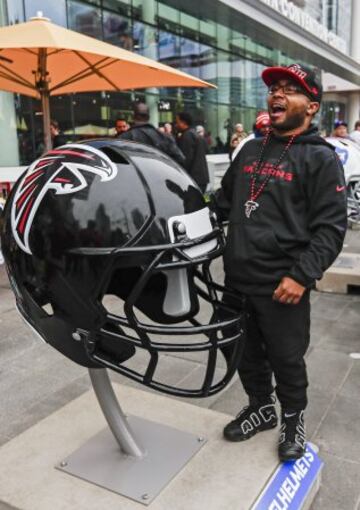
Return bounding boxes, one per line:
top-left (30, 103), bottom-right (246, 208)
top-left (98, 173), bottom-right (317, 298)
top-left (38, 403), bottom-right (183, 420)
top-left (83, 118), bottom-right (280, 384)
top-left (255, 111), bottom-right (271, 130)
top-left (262, 64), bottom-right (322, 102)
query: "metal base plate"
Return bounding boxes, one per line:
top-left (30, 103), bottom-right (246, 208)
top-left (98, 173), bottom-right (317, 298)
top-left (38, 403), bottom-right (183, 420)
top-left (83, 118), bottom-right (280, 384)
top-left (56, 415), bottom-right (206, 505)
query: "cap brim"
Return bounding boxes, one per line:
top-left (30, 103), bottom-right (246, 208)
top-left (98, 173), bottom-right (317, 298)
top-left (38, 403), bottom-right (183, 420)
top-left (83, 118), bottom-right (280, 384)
top-left (261, 67), bottom-right (317, 100)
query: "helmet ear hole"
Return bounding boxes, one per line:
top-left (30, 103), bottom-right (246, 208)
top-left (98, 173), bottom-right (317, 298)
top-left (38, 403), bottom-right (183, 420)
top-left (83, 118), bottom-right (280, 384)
top-left (100, 146), bottom-right (130, 164)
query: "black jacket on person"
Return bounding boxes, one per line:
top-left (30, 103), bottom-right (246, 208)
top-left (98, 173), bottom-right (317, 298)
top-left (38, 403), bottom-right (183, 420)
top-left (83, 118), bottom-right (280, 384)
top-left (120, 123), bottom-right (185, 167)
top-left (177, 128), bottom-right (210, 190)
top-left (52, 133), bottom-right (67, 148)
top-left (216, 125), bottom-right (347, 295)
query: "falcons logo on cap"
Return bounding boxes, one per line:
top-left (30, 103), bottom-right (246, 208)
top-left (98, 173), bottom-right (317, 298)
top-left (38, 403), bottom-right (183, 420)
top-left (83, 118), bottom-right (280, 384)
top-left (11, 144), bottom-right (118, 254)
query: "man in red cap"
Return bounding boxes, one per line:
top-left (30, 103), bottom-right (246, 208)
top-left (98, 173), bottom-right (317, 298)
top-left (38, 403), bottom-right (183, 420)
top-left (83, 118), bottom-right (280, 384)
top-left (217, 63), bottom-right (347, 461)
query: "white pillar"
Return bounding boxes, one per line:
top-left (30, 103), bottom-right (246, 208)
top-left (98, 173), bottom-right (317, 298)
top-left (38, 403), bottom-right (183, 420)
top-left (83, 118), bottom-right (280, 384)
top-left (141, 0), bottom-right (159, 127)
top-left (0, 0), bottom-right (20, 167)
top-left (0, 92), bottom-right (20, 166)
top-left (348, 0), bottom-right (360, 130)
top-left (351, 0), bottom-right (360, 61)
top-left (348, 92), bottom-right (360, 131)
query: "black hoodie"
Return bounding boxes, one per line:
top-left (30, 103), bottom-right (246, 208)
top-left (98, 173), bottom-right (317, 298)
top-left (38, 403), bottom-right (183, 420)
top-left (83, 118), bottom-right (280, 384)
top-left (217, 125), bottom-right (347, 295)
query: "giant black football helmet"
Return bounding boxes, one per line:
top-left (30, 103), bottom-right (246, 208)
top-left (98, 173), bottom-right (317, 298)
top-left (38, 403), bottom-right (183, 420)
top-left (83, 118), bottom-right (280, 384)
top-left (1, 140), bottom-right (244, 397)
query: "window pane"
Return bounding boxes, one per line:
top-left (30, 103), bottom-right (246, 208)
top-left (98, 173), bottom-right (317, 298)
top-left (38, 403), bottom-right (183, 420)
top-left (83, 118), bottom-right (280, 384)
top-left (179, 37), bottom-right (199, 77)
top-left (71, 92), bottom-right (107, 139)
top-left (158, 31), bottom-right (180, 99)
top-left (49, 94), bottom-right (73, 138)
top-left (216, 24), bottom-right (231, 52)
top-left (133, 21), bottom-right (157, 59)
top-left (179, 11), bottom-right (198, 40)
top-left (24, 0), bottom-right (66, 26)
top-left (67, 1), bottom-right (102, 39)
top-left (6, 0), bottom-right (25, 24)
top-left (132, 0), bottom-right (157, 25)
top-left (157, 2), bottom-right (179, 31)
top-left (107, 91), bottom-right (133, 126)
top-left (159, 31), bottom-right (179, 63)
top-left (199, 18), bottom-right (216, 47)
top-left (15, 95), bottom-right (39, 164)
top-left (199, 43), bottom-right (217, 103)
top-left (217, 51), bottom-right (231, 104)
top-left (103, 0), bottom-right (131, 16)
top-left (178, 37), bottom-right (200, 102)
top-left (103, 12), bottom-right (133, 49)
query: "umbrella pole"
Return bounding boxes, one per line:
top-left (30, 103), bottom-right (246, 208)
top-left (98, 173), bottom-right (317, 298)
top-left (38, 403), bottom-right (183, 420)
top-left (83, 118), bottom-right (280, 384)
top-left (37, 48), bottom-right (52, 152)
top-left (41, 90), bottom-right (51, 152)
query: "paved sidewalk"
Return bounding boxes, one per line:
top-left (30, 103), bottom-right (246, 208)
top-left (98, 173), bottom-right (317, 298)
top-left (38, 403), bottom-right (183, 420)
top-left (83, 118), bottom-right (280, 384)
top-left (0, 230), bottom-right (359, 510)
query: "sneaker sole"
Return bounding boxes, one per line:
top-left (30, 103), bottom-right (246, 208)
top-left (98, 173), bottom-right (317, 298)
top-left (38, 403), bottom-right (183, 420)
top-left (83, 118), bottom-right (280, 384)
top-left (278, 449), bottom-right (305, 462)
top-left (224, 421), bottom-right (278, 442)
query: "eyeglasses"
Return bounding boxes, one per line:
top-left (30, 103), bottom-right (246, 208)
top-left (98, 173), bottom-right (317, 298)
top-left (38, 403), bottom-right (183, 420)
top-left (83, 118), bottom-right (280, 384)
top-left (268, 84), bottom-right (305, 96)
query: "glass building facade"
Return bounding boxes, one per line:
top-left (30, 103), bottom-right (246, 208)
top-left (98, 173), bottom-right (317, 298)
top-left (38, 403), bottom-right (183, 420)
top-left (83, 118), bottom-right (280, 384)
top-left (298, 0), bottom-right (352, 53)
top-left (0, 0), bottom-right (354, 166)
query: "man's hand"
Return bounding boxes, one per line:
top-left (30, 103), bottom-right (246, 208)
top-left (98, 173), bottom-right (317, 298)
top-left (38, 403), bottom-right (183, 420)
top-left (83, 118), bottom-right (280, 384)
top-left (273, 277), bottom-right (306, 305)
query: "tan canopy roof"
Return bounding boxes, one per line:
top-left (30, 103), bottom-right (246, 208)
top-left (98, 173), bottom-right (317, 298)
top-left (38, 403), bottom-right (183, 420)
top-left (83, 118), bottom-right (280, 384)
top-left (0, 16), bottom-right (214, 150)
top-left (0, 16), bottom-right (214, 98)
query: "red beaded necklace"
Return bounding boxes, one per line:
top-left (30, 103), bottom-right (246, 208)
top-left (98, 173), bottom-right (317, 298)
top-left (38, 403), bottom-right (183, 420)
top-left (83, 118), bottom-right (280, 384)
top-left (244, 132), bottom-right (296, 218)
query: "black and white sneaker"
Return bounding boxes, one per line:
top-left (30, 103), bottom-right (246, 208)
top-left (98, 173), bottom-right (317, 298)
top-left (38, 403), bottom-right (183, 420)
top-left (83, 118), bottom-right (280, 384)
top-left (223, 397), bottom-right (278, 442)
top-left (278, 410), bottom-right (306, 462)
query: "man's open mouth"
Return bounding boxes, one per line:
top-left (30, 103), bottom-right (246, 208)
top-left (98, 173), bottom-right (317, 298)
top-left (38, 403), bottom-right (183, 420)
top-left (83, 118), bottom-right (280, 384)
top-left (270, 103), bottom-right (287, 120)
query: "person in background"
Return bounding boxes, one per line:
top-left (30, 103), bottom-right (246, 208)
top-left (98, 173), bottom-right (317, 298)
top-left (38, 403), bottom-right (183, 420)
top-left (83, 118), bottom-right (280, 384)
top-left (229, 123), bottom-right (248, 159)
top-left (175, 112), bottom-right (210, 193)
top-left (196, 125), bottom-right (206, 137)
top-left (332, 120), bottom-right (349, 139)
top-left (164, 122), bottom-right (174, 138)
top-left (234, 123), bottom-right (248, 141)
top-left (231, 111), bottom-right (271, 161)
top-left (114, 117), bottom-right (129, 136)
top-left (50, 120), bottom-right (67, 149)
top-left (205, 131), bottom-right (213, 149)
top-left (214, 136), bottom-right (226, 154)
top-left (196, 125), bottom-right (210, 154)
top-left (0, 198), bottom-right (4, 265)
top-left (229, 132), bottom-right (241, 159)
top-left (349, 120), bottom-right (360, 144)
top-left (120, 102), bottom-right (185, 167)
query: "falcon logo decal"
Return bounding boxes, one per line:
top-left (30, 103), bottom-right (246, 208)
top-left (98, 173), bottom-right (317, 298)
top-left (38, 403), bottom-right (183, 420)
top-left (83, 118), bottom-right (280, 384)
top-left (11, 144), bottom-right (118, 254)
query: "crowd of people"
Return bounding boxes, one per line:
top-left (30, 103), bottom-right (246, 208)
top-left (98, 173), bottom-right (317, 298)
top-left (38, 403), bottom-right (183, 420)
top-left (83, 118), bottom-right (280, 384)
top-left (116, 103), bottom-right (210, 192)
top-left (47, 104), bottom-right (360, 188)
top-left (331, 118), bottom-right (360, 143)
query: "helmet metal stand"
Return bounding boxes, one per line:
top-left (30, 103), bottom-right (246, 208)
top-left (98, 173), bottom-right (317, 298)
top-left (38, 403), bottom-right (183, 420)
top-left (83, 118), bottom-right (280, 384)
top-left (88, 368), bottom-right (145, 458)
top-left (56, 368), bottom-right (207, 505)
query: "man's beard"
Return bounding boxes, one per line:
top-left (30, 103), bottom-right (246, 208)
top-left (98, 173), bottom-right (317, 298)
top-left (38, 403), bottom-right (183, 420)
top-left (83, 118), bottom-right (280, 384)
top-left (272, 111), bottom-right (307, 132)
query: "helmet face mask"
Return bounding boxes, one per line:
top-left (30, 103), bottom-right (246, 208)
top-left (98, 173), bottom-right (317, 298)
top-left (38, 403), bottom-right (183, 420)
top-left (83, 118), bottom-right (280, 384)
top-left (1, 140), bottom-right (244, 397)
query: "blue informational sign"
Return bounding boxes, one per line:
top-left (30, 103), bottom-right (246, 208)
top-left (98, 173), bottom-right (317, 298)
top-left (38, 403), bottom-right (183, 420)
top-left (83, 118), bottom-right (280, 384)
top-left (252, 444), bottom-right (323, 510)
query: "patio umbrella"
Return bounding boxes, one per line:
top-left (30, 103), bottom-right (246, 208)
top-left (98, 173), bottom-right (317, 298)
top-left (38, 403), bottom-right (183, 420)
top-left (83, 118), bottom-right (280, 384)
top-left (0, 14), bottom-right (214, 151)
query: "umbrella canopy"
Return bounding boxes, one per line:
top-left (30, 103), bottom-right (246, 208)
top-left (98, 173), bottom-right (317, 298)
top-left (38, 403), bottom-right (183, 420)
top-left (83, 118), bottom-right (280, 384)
top-left (0, 15), bottom-right (214, 150)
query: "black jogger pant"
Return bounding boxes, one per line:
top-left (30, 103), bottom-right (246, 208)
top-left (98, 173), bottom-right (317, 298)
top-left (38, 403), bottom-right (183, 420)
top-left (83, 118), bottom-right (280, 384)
top-left (221, 291), bottom-right (311, 410)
